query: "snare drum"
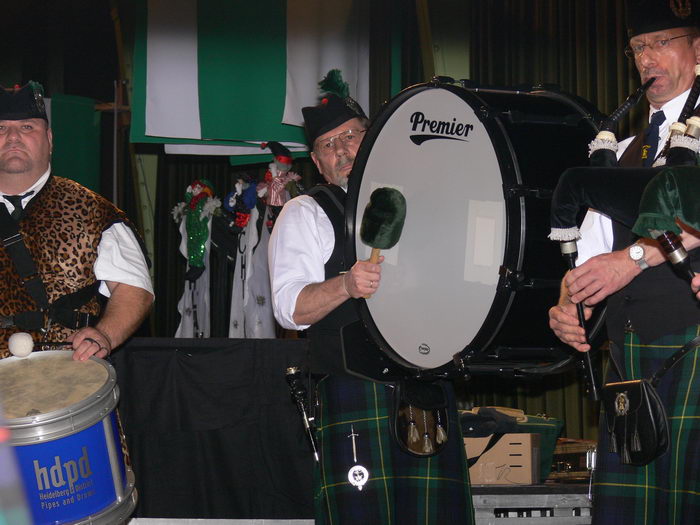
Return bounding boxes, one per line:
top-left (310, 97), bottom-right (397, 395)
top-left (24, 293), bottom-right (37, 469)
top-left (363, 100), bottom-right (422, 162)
top-left (345, 82), bottom-right (603, 377)
top-left (0, 351), bottom-right (136, 524)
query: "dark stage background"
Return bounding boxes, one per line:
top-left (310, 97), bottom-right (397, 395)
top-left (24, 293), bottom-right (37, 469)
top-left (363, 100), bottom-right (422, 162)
top-left (113, 337), bottom-right (315, 519)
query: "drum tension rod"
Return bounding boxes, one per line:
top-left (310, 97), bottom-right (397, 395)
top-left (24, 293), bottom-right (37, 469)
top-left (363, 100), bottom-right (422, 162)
top-left (499, 266), bottom-right (560, 290)
top-left (430, 75), bottom-right (456, 85)
top-left (505, 185), bottom-right (553, 199)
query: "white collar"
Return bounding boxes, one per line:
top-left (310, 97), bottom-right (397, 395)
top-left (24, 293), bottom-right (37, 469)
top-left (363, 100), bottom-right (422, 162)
top-left (649, 89), bottom-right (693, 125)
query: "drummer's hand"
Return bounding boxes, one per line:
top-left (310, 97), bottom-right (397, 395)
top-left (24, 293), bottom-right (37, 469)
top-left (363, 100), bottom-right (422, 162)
top-left (548, 301), bottom-right (592, 353)
top-left (564, 250), bottom-right (638, 307)
top-left (344, 256), bottom-right (383, 298)
top-left (692, 273), bottom-right (700, 300)
top-left (68, 327), bottom-right (113, 361)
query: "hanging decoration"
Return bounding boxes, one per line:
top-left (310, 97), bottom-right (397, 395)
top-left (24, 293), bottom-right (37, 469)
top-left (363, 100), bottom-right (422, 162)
top-left (257, 141), bottom-right (302, 232)
top-left (172, 179), bottom-right (221, 337)
top-left (223, 178), bottom-right (259, 234)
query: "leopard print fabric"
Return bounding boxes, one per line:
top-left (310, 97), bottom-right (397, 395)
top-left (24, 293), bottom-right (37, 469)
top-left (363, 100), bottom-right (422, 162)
top-left (0, 175), bottom-right (133, 358)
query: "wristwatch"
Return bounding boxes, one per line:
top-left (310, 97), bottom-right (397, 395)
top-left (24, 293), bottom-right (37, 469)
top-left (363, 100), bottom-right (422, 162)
top-left (629, 243), bottom-right (649, 271)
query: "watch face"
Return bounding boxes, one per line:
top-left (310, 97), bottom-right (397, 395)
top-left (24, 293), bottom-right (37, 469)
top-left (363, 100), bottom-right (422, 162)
top-left (630, 244), bottom-right (644, 260)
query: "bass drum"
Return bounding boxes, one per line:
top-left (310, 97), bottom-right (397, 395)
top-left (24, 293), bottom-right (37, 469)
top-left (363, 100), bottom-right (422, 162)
top-left (344, 81), bottom-right (603, 378)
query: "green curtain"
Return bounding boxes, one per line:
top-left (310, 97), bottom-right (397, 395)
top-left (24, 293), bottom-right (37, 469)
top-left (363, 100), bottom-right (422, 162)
top-left (466, 0), bottom-right (644, 137)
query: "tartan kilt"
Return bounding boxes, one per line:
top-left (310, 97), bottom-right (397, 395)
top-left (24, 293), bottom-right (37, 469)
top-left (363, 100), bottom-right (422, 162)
top-left (315, 374), bottom-right (474, 525)
top-left (592, 324), bottom-right (700, 525)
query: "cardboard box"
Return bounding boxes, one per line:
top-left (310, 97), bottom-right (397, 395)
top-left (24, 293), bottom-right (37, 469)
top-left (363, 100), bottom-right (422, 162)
top-left (464, 433), bottom-right (540, 485)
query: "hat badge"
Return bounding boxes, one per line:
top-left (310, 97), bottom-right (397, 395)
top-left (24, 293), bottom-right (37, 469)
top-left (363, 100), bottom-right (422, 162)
top-left (671, 0), bottom-right (692, 18)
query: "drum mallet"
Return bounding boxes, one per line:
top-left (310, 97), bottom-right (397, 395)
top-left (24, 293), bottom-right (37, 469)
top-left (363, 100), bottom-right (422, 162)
top-left (359, 187), bottom-right (407, 297)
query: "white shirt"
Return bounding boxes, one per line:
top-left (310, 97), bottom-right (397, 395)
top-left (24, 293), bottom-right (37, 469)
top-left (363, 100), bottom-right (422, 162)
top-left (268, 194), bottom-right (336, 330)
top-left (576, 89), bottom-right (692, 264)
top-left (0, 168), bottom-right (154, 297)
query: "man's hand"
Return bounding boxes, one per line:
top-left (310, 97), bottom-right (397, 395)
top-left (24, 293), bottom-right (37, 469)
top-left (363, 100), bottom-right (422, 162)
top-left (70, 281), bottom-right (153, 361)
top-left (692, 273), bottom-right (700, 300)
top-left (292, 256), bottom-right (384, 326)
top-left (548, 300), bottom-right (593, 353)
top-left (343, 256), bottom-right (383, 298)
top-left (565, 250), bottom-right (639, 307)
top-left (69, 327), bottom-right (113, 361)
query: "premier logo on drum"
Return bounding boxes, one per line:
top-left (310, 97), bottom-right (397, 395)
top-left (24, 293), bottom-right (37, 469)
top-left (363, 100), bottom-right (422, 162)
top-left (33, 446), bottom-right (93, 495)
top-left (408, 111), bottom-right (474, 145)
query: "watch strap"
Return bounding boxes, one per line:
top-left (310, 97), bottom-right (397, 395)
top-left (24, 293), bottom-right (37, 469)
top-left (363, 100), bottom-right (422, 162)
top-left (635, 257), bottom-right (650, 270)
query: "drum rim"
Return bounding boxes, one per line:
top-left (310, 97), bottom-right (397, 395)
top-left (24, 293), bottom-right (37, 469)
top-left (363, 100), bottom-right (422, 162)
top-left (345, 82), bottom-right (523, 374)
top-left (2, 351), bottom-right (119, 444)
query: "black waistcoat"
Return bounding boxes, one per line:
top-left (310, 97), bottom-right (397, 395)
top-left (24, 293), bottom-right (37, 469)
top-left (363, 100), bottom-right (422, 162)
top-left (605, 132), bottom-right (700, 346)
top-left (304, 184), bottom-right (359, 375)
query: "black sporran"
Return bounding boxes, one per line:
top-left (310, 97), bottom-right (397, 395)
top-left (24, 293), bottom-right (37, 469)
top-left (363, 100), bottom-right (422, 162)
top-left (392, 379), bottom-right (448, 457)
top-left (601, 378), bottom-right (669, 466)
top-left (601, 335), bottom-right (700, 466)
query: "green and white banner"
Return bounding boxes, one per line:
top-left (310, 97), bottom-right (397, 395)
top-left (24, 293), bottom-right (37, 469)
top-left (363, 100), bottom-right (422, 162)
top-left (131, 0), bottom-right (369, 161)
top-left (46, 95), bottom-right (102, 192)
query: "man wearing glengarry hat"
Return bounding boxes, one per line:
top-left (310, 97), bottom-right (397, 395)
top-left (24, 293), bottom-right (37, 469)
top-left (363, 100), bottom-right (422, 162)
top-left (548, 2), bottom-right (700, 523)
top-left (268, 84), bottom-right (474, 523)
top-left (0, 82), bottom-right (153, 361)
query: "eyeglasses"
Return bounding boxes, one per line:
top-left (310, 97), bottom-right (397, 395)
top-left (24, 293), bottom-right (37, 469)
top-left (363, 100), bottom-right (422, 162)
top-left (624, 33), bottom-right (696, 58)
top-left (314, 129), bottom-right (366, 154)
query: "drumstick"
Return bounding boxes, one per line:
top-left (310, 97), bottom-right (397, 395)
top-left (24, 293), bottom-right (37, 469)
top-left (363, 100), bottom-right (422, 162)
top-left (359, 188), bottom-right (407, 297)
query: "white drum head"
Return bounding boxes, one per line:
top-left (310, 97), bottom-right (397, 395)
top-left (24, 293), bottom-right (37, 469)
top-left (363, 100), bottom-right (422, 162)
top-left (349, 85), bottom-right (510, 370)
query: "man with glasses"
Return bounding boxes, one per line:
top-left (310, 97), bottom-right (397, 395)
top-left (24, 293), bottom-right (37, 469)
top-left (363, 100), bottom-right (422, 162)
top-left (269, 93), bottom-right (473, 524)
top-left (549, 2), bottom-right (700, 524)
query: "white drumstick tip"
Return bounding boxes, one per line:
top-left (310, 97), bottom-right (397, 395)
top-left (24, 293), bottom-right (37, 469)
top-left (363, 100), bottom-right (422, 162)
top-left (8, 332), bottom-right (34, 358)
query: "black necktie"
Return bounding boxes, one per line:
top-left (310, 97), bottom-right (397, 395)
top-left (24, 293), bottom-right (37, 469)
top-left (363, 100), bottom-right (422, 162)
top-left (642, 110), bottom-right (666, 167)
top-left (5, 191), bottom-right (34, 221)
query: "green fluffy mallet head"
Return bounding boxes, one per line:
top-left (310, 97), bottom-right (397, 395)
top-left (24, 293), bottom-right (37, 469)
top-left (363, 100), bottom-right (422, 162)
top-left (360, 188), bottom-right (407, 261)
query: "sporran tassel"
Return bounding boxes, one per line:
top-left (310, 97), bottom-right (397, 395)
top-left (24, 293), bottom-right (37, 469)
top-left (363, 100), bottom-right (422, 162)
top-left (631, 424), bottom-right (641, 453)
top-left (621, 418), bottom-right (630, 462)
top-left (408, 420), bottom-right (420, 444)
top-left (421, 409), bottom-right (434, 453)
top-left (436, 410), bottom-right (447, 445)
top-left (622, 442), bottom-right (631, 464)
top-left (610, 432), bottom-right (618, 453)
top-left (407, 405), bottom-right (419, 444)
top-left (422, 432), bottom-right (434, 454)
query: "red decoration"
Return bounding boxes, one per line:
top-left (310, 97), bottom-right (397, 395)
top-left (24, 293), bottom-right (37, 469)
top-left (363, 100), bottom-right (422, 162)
top-left (234, 212), bottom-right (251, 228)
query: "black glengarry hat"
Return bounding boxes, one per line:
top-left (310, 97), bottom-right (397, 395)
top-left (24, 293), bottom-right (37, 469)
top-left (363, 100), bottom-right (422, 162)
top-left (0, 81), bottom-right (48, 121)
top-left (626, 0), bottom-right (700, 38)
top-left (302, 69), bottom-right (366, 145)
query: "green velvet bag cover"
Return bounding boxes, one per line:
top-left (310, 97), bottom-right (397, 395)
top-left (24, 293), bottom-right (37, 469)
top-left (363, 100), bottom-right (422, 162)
top-left (633, 166), bottom-right (700, 237)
